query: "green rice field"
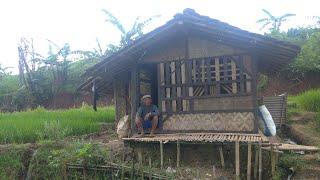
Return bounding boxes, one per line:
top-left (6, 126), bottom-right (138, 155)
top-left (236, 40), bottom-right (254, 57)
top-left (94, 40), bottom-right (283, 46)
top-left (0, 105), bottom-right (115, 144)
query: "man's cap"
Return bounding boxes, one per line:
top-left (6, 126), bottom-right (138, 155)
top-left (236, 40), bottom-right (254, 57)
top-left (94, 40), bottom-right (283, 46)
top-left (141, 95), bottom-right (152, 100)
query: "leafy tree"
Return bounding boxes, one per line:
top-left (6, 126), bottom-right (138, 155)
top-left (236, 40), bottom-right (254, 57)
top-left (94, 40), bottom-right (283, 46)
top-left (102, 10), bottom-right (159, 53)
top-left (0, 64), bottom-right (12, 81)
top-left (291, 32), bottom-right (320, 74)
top-left (257, 9), bottom-right (295, 31)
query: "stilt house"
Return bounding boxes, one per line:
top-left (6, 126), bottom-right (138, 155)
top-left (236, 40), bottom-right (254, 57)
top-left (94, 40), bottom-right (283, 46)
top-left (81, 9), bottom-right (299, 135)
top-left (80, 9), bottom-right (300, 178)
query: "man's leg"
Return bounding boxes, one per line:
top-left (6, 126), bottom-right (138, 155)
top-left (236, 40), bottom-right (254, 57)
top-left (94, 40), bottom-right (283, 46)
top-left (135, 117), bottom-right (144, 136)
top-left (150, 115), bottom-right (158, 136)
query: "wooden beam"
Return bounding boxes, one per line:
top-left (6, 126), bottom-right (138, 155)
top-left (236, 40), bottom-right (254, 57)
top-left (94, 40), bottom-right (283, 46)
top-left (235, 141), bottom-right (240, 180)
top-left (247, 143), bottom-right (252, 180)
top-left (219, 146), bottom-right (225, 169)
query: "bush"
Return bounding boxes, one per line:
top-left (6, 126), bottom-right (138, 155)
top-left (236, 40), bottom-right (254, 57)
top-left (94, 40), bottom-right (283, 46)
top-left (27, 141), bottom-right (109, 179)
top-left (294, 89), bottom-right (320, 112)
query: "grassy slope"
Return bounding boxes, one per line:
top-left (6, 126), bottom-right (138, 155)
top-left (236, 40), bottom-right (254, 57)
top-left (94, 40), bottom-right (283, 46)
top-left (287, 89), bottom-right (320, 146)
top-left (0, 105), bottom-right (115, 144)
top-left (278, 89), bottom-right (320, 179)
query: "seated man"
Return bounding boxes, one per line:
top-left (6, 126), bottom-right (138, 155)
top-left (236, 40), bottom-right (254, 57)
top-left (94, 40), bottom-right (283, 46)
top-left (135, 95), bottom-right (159, 136)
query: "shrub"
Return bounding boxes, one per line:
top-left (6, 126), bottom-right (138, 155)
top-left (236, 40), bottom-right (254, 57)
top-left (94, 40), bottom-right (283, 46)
top-left (27, 141), bottom-right (109, 179)
top-left (294, 89), bottom-right (320, 112)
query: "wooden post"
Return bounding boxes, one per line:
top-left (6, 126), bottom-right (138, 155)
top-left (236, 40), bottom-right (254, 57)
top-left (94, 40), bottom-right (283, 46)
top-left (271, 145), bottom-right (276, 177)
top-left (137, 147), bottom-right (143, 165)
top-left (231, 60), bottom-right (237, 94)
top-left (160, 141), bottom-right (163, 169)
top-left (254, 145), bottom-right (259, 180)
top-left (148, 156), bottom-right (152, 180)
top-left (177, 140), bottom-right (180, 168)
top-left (235, 141), bottom-right (240, 180)
top-left (258, 142), bottom-right (262, 180)
top-left (219, 146), bottom-right (225, 169)
top-left (247, 143), bottom-right (252, 180)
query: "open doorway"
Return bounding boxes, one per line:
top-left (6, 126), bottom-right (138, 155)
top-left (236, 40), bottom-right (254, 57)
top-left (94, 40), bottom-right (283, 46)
top-left (138, 64), bottom-right (158, 106)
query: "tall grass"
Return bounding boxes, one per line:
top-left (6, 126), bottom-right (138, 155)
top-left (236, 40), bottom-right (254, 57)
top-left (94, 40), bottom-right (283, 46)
top-left (290, 89), bottom-right (320, 112)
top-left (0, 105), bottom-right (115, 144)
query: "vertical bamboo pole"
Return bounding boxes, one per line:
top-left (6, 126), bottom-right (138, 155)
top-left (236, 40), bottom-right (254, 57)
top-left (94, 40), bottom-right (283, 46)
top-left (247, 143), bottom-right (252, 180)
top-left (271, 145), bottom-right (275, 177)
top-left (231, 60), bottom-right (237, 94)
top-left (215, 58), bottom-right (220, 95)
top-left (177, 140), bottom-right (180, 168)
top-left (148, 156), bottom-right (152, 180)
top-left (219, 146), bottom-right (225, 169)
top-left (137, 147), bottom-right (143, 165)
top-left (160, 141), bottom-right (163, 169)
top-left (258, 142), bottom-right (262, 180)
top-left (254, 145), bottom-right (259, 180)
top-left (235, 141), bottom-right (240, 180)
top-left (171, 61), bottom-right (177, 112)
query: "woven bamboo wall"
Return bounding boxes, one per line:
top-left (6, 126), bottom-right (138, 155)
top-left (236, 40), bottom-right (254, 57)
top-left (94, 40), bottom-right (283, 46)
top-left (163, 112), bottom-right (255, 131)
top-left (188, 37), bottom-right (244, 59)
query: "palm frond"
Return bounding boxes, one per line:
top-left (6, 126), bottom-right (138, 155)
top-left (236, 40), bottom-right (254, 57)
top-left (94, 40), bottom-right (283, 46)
top-left (102, 9), bottom-right (126, 35)
top-left (260, 22), bottom-right (271, 30)
top-left (279, 13), bottom-right (296, 20)
top-left (256, 18), bottom-right (270, 23)
top-left (262, 9), bottom-right (276, 20)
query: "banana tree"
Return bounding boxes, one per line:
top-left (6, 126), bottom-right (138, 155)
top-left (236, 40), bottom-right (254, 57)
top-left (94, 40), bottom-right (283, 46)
top-left (257, 9), bottom-right (296, 31)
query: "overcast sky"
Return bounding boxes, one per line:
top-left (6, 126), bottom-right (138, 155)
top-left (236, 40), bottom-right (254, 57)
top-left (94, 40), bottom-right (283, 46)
top-left (0, 0), bottom-right (319, 73)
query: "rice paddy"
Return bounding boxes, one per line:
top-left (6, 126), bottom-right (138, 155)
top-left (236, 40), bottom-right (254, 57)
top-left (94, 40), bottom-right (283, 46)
top-left (0, 105), bottom-right (115, 144)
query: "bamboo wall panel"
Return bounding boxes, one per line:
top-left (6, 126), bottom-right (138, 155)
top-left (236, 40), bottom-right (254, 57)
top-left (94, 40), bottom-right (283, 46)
top-left (141, 38), bottom-right (185, 63)
top-left (188, 37), bottom-right (244, 59)
top-left (193, 96), bottom-right (253, 111)
top-left (162, 112), bottom-right (255, 131)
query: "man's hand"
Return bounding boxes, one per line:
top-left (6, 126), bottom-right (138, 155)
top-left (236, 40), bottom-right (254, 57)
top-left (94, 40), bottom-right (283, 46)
top-left (144, 113), bottom-right (151, 121)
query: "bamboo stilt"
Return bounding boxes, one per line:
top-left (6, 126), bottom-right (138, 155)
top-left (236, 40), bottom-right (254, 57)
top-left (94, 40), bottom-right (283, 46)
top-left (219, 146), bottom-right (225, 169)
top-left (177, 140), bottom-right (180, 168)
top-left (160, 141), bottom-right (163, 169)
top-left (148, 156), bottom-right (152, 180)
top-left (247, 143), bottom-right (252, 180)
top-left (254, 146), bottom-right (259, 179)
top-left (258, 142), bottom-right (262, 180)
top-left (235, 141), bottom-right (240, 180)
top-left (271, 145), bottom-right (275, 177)
top-left (137, 148), bottom-right (143, 165)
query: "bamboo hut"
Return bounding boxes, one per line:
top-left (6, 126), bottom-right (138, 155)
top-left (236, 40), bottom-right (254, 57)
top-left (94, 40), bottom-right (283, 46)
top-left (80, 9), bottom-right (300, 179)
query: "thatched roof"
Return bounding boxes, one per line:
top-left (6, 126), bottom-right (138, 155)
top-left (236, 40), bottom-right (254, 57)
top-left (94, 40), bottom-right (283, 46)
top-left (79, 8), bottom-right (300, 93)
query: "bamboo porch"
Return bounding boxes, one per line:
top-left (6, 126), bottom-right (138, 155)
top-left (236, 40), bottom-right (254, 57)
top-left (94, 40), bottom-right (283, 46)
top-left (123, 132), bottom-right (277, 180)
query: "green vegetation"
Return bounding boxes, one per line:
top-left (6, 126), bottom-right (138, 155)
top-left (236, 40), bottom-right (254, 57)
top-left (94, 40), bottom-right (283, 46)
top-left (257, 9), bottom-right (295, 31)
top-left (26, 141), bottom-right (109, 179)
top-left (289, 89), bottom-right (320, 112)
top-left (0, 141), bottom-right (111, 179)
top-left (0, 144), bottom-right (30, 179)
top-left (0, 105), bottom-right (115, 144)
